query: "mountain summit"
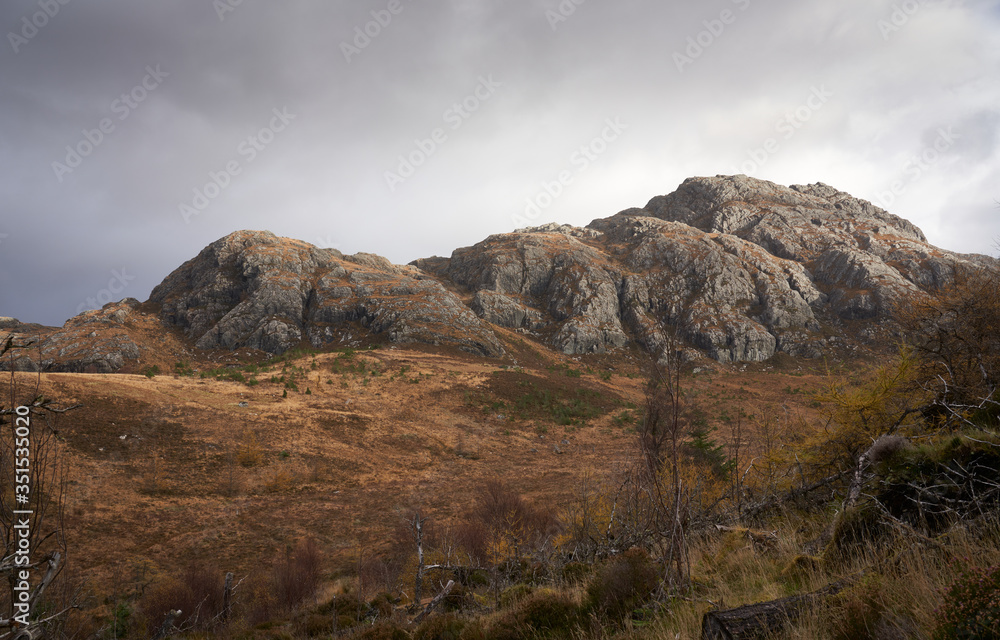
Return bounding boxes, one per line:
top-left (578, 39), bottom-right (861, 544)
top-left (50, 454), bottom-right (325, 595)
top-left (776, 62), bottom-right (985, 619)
top-left (418, 175), bottom-right (993, 361)
top-left (4, 175), bottom-right (995, 371)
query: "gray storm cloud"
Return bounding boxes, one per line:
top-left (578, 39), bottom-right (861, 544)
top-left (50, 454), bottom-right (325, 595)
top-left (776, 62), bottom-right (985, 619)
top-left (1, 0), bottom-right (998, 326)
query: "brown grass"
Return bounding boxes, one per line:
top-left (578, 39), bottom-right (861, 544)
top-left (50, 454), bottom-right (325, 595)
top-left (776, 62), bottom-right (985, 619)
top-left (9, 335), bottom-right (898, 633)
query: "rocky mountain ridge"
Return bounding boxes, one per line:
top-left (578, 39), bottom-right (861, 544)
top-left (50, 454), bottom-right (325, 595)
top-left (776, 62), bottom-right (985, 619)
top-left (3, 175), bottom-right (995, 372)
top-left (415, 175), bottom-right (994, 361)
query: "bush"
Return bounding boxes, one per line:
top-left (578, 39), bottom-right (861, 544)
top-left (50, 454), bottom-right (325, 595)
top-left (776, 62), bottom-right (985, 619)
top-left (174, 361), bottom-right (194, 377)
top-left (236, 428), bottom-right (264, 467)
top-left (868, 435), bottom-right (912, 466)
top-left (369, 592), bottom-right (396, 619)
top-left (780, 555), bottom-right (823, 589)
top-left (442, 583), bottom-right (473, 612)
top-left (499, 584), bottom-right (534, 610)
top-left (457, 479), bottom-right (558, 568)
top-left (560, 562), bottom-right (591, 585)
top-left (299, 612), bottom-right (335, 637)
top-left (273, 538), bottom-right (322, 611)
top-left (350, 620), bottom-right (410, 640)
top-left (488, 590), bottom-right (579, 640)
top-left (139, 562), bottom-right (224, 635)
top-left (900, 266), bottom-right (1000, 412)
top-left (828, 574), bottom-right (889, 640)
top-left (240, 570), bottom-right (276, 626)
top-left (414, 613), bottom-right (467, 640)
top-left (314, 591), bottom-right (367, 631)
top-left (934, 562), bottom-right (1000, 640)
top-left (104, 600), bottom-right (135, 640)
top-left (824, 505), bottom-right (894, 566)
top-left (875, 438), bottom-right (1000, 532)
top-left (239, 541), bottom-right (322, 628)
top-left (585, 548), bottom-right (660, 621)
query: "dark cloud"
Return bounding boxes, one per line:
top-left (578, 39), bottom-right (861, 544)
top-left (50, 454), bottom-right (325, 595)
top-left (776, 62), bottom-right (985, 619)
top-left (1, 0), bottom-right (998, 326)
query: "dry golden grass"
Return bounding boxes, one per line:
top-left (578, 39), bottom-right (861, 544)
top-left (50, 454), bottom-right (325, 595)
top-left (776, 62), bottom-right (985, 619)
top-left (5, 332), bottom-right (900, 634)
top-left (27, 346), bottom-right (638, 585)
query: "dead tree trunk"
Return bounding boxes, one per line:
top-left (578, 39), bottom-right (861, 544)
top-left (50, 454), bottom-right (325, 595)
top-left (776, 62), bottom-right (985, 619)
top-left (152, 609), bottom-right (181, 640)
top-left (846, 443), bottom-right (875, 510)
top-left (411, 580), bottom-right (455, 625)
top-left (410, 513), bottom-right (427, 605)
top-left (222, 572), bottom-right (233, 623)
top-left (701, 579), bottom-right (850, 640)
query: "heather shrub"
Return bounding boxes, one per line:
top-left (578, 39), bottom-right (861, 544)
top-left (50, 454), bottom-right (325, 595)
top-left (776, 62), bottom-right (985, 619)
top-left (487, 590), bottom-right (579, 640)
top-left (559, 561), bottom-right (591, 585)
top-left (413, 612), bottom-right (467, 640)
top-left (315, 591), bottom-right (367, 631)
top-left (934, 562), bottom-right (1000, 640)
top-left (350, 620), bottom-right (411, 640)
top-left (584, 548), bottom-right (659, 620)
top-left (442, 583), bottom-right (474, 612)
top-left (369, 592), bottom-right (395, 619)
top-left (829, 574), bottom-right (890, 640)
top-left (499, 583), bottom-right (534, 610)
top-left (868, 434), bottom-right (912, 465)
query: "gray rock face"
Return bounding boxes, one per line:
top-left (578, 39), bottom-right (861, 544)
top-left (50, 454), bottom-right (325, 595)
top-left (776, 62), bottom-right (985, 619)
top-left (149, 230), bottom-right (503, 357)
top-left (0, 299), bottom-right (144, 373)
top-left (423, 175), bottom-right (995, 362)
top-left (639, 175), bottom-right (967, 319)
top-left (602, 216), bottom-right (820, 362)
top-left (12, 175), bottom-right (996, 372)
top-left (443, 232), bottom-right (629, 354)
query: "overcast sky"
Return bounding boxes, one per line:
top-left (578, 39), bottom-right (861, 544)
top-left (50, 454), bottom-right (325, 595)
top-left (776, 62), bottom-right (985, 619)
top-left (1, 0), bottom-right (998, 326)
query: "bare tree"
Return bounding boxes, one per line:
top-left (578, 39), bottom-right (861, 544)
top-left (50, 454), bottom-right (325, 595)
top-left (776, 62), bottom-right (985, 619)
top-left (638, 333), bottom-right (690, 590)
top-left (0, 335), bottom-right (78, 639)
top-left (729, 414), bottom-right (745, 518)
top-left (405, 511), bottom-right (448, 607)
top-left (898, 265), bottom-right (1000, 415)
top-left (560, 464), bottom-right (658, 562)
top-left (409, 512), bottom-right (428, 606)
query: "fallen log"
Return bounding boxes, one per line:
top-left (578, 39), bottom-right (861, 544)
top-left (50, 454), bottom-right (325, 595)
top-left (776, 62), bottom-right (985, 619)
top-left (411, 580), bottom-right (455, 625)
top-left (701, 579), bottom-right (850, 640)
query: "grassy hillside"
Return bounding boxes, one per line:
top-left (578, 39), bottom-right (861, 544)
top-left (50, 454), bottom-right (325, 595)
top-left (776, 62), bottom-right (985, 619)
top-left (3, 274), bottom-right (999, 640)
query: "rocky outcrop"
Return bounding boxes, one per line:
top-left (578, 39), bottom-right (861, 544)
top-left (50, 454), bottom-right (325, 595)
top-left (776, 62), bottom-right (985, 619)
top-left (640, 175), bottom-right (973, 319)
top-left (0, 300), bottom-right (144, 372)
top-left (430, 215), bottom-right (826, 362)
top-left (442, 231), bottom-right (628, 355)
top-left (423, 175), bottom-right (995, 362)
top-left (149, 230), bottom-right (503, 357)
top-left (602, 216), bottom-right (823, 362)
top-left (8, 175), bottom-right (995, 372)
